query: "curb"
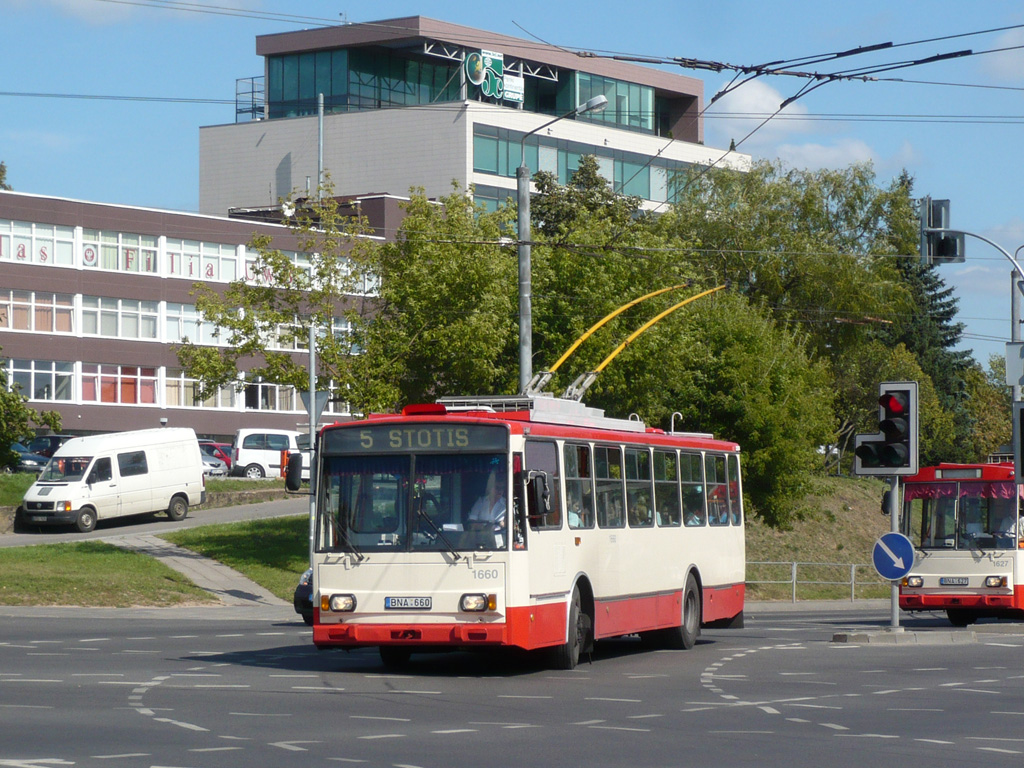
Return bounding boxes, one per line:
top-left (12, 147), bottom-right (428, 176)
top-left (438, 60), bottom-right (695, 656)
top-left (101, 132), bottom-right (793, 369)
top-left (0, 486), bottom-right (289, 534)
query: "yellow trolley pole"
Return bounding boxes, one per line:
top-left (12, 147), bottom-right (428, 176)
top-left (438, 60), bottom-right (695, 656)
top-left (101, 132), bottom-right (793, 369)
top-left (563, 284), bottom-right (728, 401)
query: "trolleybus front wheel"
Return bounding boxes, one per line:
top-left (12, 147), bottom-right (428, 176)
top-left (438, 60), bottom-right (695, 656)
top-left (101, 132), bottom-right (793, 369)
top-left (946, 609), bottom-right (976, 627)
top-left (379, 646), bottom-right (412, 669)
top-left (553, 587), bottom-right (590, 670)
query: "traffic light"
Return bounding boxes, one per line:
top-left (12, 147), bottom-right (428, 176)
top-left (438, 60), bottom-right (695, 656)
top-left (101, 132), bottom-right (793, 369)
top-left (853, 381), bottom-right (919, 476)
top-left (920, 198), bottom-right (965, 264)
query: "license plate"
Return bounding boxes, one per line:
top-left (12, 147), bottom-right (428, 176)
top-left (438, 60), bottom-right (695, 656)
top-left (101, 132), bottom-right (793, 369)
top-left (385, 596), bottom-right (431, 610)
top-left (31, 516), bottom-right (46, 522)
top-left (939, 577), bottom-right (969, 586)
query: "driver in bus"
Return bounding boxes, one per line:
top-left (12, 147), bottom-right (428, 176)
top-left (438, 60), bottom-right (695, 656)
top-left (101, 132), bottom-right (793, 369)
top-left (468, 470), bottom-right (507, 534)
top-left (993, 501), bottom-right (1017, 548)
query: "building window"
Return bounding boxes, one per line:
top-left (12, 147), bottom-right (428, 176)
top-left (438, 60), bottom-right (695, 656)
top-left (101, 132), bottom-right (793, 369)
top-left (472, 125), bottom-right (690, 201)
top-left (165, 367), bottom-right (236, 409)
top-left (4, 359), bottom-right (74, 401)
top-left (82, 364), bottom-right (157, 405)
top-left (0, 290), bottom-right (74, 333)
top-left (81, 229), bottom-right (158, 274)
top-left (81, 297), bottom-right (158, 340)
top-left (165, 303), bottom-right (221, 345)
top-left (577, 73), bottom-right (654, 133)
top-left (0, 220), bottom-right (74, 266)
top-left (244, 379), bottom-right (299, 412)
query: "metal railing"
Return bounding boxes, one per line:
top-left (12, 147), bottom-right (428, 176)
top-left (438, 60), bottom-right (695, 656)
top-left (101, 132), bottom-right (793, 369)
top-left (747, 561), bottom-right (889, 602)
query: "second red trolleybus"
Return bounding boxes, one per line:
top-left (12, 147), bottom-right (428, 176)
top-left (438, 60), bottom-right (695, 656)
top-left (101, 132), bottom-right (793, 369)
top-left (292, 394), bottom-right (745, 668)
top-left (899, 462), bottom-right (1023, 626)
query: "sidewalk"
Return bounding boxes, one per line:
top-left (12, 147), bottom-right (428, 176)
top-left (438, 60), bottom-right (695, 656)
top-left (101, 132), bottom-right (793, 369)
top-left (106, 532), bottom-right (289, 608)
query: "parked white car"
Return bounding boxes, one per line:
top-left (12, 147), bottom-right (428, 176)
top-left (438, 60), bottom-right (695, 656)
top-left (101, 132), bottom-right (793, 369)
top-left (231, 428), bottom-right (309, 480)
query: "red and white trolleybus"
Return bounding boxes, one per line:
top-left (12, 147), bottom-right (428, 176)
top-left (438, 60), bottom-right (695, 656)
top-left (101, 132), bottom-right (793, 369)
top-left (298, 394), bottom-right (745, 668)
top-left (899, 462), bottom-right (1023, 626)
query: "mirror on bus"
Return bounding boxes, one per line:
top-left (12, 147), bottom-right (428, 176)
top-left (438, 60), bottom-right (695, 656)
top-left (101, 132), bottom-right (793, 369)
top-left (880, 489), bottom-right (891, 516)
top-left (285, 453), bottom-right (304, 492)
top-left (526, 471), bottom-right (551, 524)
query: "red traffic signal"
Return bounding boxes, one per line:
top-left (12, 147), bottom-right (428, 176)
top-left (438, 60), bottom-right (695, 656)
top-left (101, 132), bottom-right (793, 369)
top-left (854, 382), bottom-right (919, 476)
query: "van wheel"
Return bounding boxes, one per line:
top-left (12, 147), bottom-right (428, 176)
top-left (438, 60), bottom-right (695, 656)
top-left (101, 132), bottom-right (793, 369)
top-left (76, 507), bottom-right (97, 533)
top-left (167, 496), bottom-right (188, 522)
top-left (244, 464), bottom-right (265, 479)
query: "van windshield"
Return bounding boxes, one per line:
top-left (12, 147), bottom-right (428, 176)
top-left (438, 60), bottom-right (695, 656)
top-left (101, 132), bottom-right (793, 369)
top-left (39, 457), bottom-right (92, 482)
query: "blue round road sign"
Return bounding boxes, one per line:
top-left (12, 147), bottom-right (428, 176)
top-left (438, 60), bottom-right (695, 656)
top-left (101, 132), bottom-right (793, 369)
top-left (872, 532), bottom-right (915, 581)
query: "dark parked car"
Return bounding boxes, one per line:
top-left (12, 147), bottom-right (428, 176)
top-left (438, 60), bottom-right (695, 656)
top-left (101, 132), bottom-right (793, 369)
top-left (4, 442), bottom-right (50, 474)
top-left (294, 568), bottom-right (313, 625)
top-left (26, 434), bottom-right (75, 458)
top-left (198, 440), bottom-right (232, 470)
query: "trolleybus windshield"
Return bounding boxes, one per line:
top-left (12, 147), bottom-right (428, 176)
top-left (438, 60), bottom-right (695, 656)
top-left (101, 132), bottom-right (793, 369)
top-left (317, 451), bottom-right (510, 554)
top-left (904, 479), bottom-right (1019, 551)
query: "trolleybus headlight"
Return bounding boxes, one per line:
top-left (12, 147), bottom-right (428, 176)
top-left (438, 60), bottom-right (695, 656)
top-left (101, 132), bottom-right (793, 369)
top-left (460, 594), bottom-right (496, 612)
top-left (904, 576), bottom-right (923, 588)
top-left (326, 594), bottom-right (356, 612)
top-left (985, 576), bottom-right (1007, 588)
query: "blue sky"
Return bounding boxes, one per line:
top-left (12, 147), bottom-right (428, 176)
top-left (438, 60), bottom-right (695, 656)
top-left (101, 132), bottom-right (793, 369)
top-left (3, 0), bottom-right (1022, 367)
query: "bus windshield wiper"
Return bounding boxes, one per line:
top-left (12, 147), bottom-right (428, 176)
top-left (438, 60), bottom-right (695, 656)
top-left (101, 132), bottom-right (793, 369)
top-left (416, 508), bottom-right (462, 561)
top-left (335, 525), bottom-right (366, 562)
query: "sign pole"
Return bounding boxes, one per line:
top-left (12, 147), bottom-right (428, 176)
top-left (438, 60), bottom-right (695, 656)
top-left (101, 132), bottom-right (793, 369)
top-left (889, 475), bottom-right (901, 632)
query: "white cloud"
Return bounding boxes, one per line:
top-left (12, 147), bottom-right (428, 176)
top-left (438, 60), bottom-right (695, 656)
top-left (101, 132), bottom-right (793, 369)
top-left (979, 27), bottom-right (1024, 84)
top-left (703, 77), bottom-right (813, 151)
top-left (773, 137), bottom-right (877, 171)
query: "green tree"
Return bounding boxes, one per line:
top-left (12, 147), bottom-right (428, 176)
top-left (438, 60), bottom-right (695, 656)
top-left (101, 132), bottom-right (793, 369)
top-left (525, 158), bottom-right (835, 526)
top-left (655, 160), bottom-right (914, 359)
top-left (0, 346), bottom-right (62, 467)
top-left (354, 186), bottom-right (518, 410)
top-left (176, 183), bottom-right (378, 410)
top-left (0, 161), bottom-right (10, 191)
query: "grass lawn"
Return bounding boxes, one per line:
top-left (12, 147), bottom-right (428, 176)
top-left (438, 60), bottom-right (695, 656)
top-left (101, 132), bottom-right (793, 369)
top-left (0, 540), bottom-right (215, 607)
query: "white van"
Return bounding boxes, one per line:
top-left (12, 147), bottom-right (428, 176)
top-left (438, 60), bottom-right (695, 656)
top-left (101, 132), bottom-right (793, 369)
top-left (231, 428), bottom-right (309, 480)
top-left (18, 428), bottom-right (205, 533)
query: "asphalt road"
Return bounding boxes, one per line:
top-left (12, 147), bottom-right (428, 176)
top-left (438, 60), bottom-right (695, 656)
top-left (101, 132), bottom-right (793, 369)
top-left (2, 603), bottom-right (1024, 768)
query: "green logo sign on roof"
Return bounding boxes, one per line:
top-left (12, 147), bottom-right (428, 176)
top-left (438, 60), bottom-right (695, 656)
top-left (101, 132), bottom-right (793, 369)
top-left (465, 49), bottom-right (523, 104)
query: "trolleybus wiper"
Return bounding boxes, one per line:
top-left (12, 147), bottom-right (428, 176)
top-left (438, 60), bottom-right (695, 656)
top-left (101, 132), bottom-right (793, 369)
top-left (335, 525), bottom-right (366, 562)
top-left (416, 508), bottom-right (462, 561)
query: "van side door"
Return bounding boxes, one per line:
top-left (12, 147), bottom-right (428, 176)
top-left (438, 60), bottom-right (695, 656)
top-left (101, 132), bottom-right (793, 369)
top-left (116, 450), bottom-right (152, 516)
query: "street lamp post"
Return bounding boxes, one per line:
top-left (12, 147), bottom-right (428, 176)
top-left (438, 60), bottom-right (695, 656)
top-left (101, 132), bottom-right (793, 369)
top-left (517, 94), bottom-right (608, 393)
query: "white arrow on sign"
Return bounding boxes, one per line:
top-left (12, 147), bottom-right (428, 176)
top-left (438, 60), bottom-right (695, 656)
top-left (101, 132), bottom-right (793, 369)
top-left (877, 538), bottom-right (905, 570)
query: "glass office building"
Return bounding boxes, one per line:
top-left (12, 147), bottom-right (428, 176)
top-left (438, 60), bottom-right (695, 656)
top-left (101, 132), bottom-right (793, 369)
top-left (200, 16), bottom-right (747, 216)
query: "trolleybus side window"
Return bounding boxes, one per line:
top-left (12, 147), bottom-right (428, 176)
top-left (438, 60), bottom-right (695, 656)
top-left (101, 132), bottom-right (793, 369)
top-left (625, 447), bottom-right (653, 528)
top-left (595, 445), bottom-right (625, 529)
top-left (681, 451), bottom-right (706, 526)
top-left (565, 443), bottom-right (594, 530)
top-left (654, 449), bottom-right (681, 527)
top-left (706, 453), bottom-right (729, 526)
top-left (525, 440), bottom-right (561, 530)
top-left (727, 453), bottom-right (742, 525)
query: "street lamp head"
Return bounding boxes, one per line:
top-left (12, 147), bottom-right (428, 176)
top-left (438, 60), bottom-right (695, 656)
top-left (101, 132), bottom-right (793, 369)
top-left (577, 94), bottom-right (608, 115)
